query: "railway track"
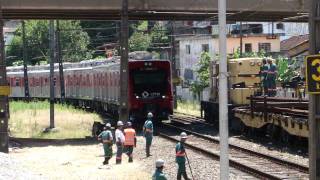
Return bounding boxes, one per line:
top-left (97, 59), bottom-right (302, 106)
top-left (159, 114), bottom-right (309, 179)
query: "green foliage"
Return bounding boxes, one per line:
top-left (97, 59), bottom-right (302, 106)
top-left (190, 52), bottom-right (211, 99)
top-left (276, 56), bottom-right (298, 83)
top-left (150, 23), bottom-right (170, 45)
top-left (129, 31), bottom-right (151, 51)
top-left (6, 20), bottom-right (91, 66)
top-left (230, 49), bottom-right (266, 59)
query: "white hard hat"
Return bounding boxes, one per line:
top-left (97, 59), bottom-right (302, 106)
top-left (180, 132), bottom-right (188, 139)
top-left (117, 121), bottom-right (123, 126)
top-left (127, 121), bottom-right (132, 126)
top-left (155, 159), bottom-right (165, 168)
top-left (105, 123), bottom-right (111, 128)
top-left (147, 112), bottom-right (153, 118)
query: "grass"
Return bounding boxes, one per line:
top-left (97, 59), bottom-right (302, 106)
top-left (9, 101), bottom-right (102, 139)
top-left (175, 99), bottom-right (201, 117)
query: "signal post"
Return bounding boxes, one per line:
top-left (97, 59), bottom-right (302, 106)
top-left (308, 0), bottom-right (320, 179)
top-left (119, 0), bottom-right (129, 122)
top-left (0, 0), bottom-right (9, 153)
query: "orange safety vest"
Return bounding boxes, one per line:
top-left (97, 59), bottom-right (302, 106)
top-left (176, 150), bottom-right (186, 157)
top-left (124, 128), bottom-right (136, 146)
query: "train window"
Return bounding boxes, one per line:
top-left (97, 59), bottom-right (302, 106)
top-left (15, 78), bottom-right (20, 86)
top-left (45, 78), bottom-right (48, 84)
top-left (105, 73), bottom-right (108, 86)
top-left (86, 74), bottom-right (90, 86)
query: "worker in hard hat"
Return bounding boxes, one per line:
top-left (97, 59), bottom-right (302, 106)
top-left (176, 132), bottom-right (190, 180)
top-left (152, 159), bottom-right (167, 180)
top-left (97, 123), bottom-right (113, 165)
top-left (267, 58), bottom-right (277, 97)
top-left (143, 112), bottom-right (154, 157)
top-left (124, 121), bottom-right (136, 163)
top-left (115, 121), bottom-right (125, 164)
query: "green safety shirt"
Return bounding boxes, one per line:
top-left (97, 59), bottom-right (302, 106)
top-left (152, 169), bottom-right (167, 180)
top-left (267, 64), bottom-right (277, 80)
top-left (143, 119), bottom-right (153, 137)
top-left (175, 142), bottom-right (186, 164)
top-left (98, 130), bottom-right (113, 144)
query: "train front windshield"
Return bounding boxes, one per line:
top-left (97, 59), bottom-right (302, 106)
top-left (133, 70), bottom-right (168, 99)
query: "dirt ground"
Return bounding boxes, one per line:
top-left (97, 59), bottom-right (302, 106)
top-left (9, 137), bottom-right (151, 180)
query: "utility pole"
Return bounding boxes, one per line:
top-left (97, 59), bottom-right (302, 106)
top-left (0, 1), bottom-right (9, 153)
top-left (119, 0), bottom-right (129, 122)
top-left (49, 20), bottom-right (55, 129)
top-left (56, 20), bottom-right (65, 102)
top-left (239, 22), bottom-right (243, 57)
top-left (22, 21), bottom-right (30, 99)
top-left (171, 21), bottom-right (177, 109)
top-left (218, 0), bottom-right (229, 179)
top-left (308, 0), bottom-right (320, 179)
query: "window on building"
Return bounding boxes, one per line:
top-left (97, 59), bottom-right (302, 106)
top-left (258, 43), bottom-right (271, 52)
top-left (245, 43), bottom-right (252, 53)
top-left (186, 45), bottom-right (191, 54)
top-left (202, 44), bottom-right (209, 52)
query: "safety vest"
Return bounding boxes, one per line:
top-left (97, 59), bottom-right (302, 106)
top-left (124, 128), bottom-right (136, 146)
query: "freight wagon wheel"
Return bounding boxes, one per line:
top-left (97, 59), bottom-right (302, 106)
top-left (266, 124), bottom-right (281, 142)
top-left (239, 121), bottom-right (249, 136)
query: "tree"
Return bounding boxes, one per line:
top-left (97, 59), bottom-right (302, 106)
top-left (190, 52), bottom-right (211, 100)
top-left (6, 20), bottom-right (91, 65)
top-left (129, 21), bottom-right (151, 52)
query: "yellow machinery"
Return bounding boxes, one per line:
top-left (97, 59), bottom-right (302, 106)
top-left (210, 57), bottom-right (267, 105)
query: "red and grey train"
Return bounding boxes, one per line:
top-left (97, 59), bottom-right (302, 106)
top-left (6, 54), bottom-right (173, 123)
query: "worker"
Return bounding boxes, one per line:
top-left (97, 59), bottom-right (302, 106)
top-left (97, 123), bottom-right (113, 165)
top-left (176, 132), bottom-right (190, 180)
top-left (260, 58), bottom-right (269, 95)
top-left (152, 159), bottom-right (167, 180)
top-left (115, 121), bottom-right (125, 164)
top-left (124, 121), bottom-right (136, 163)
top-left (267, 58), bottom-right (277, 97)
top-left (143, 112), bottom-right (154, 157)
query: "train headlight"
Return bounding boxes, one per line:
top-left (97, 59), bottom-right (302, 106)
top-left (136, 96), bottom-right (140, 99)
top-left (162, 95), bottom-right (166, 99)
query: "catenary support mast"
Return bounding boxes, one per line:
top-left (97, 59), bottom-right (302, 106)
top-left (218, 0), bottom-right (229, 179)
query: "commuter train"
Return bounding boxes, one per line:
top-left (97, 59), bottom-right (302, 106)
top-left (201, 57), bottom-right (308, 141)
top-left (6, 52), bottom-right (173, 123)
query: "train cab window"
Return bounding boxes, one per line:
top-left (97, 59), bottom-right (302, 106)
top-left (132, 70), bottom-right (167, 98)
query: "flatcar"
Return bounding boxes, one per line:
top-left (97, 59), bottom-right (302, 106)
top-left (6, 53), bottom-right (173, 124)
top-left (201, 57), bottom-right (309, 141)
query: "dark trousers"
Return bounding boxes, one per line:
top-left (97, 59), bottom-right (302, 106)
top-left (177, 162), bottom-right (189, 180)
top-left (116, 143), bottom-right (123, 164)
top-left (124, 145), bottom-right (134, 162)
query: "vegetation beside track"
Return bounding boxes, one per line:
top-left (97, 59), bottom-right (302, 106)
top-left (9, 101), bottom-right (102, 139)
top-left (175, 99), bottom-right (201, 117)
